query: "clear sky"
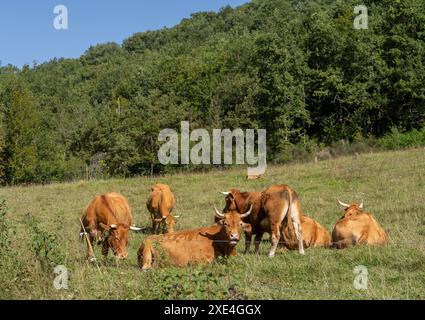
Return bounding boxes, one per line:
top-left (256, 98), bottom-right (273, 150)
top-left (0, 0), bottom-right (248, 68)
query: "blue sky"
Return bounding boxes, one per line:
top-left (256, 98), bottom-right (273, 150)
top-left (0, 0), bottom-right (248, 68)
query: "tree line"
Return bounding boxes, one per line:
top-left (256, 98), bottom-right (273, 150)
top-left (0, 0), bottom-right (424, 184)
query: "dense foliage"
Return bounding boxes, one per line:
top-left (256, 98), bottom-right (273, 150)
top-left (1, 0), bottom-right (424, 184)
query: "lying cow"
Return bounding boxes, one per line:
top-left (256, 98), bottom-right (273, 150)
top-left (81, 192), bottom-right (140, 260)
top-left (146, 184), bottom-right (179, 234)
top-left (138, 206), bottom-right (253, 270)
top-left (220, 185), bottom-right (305, 257)
top-left (331, 200), bottom-right (388, 249)
top-left (281, 215), bottom-right (331, 250)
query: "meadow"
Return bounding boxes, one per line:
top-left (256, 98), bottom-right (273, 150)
top-left (0, 148), bottom-right (424, 300)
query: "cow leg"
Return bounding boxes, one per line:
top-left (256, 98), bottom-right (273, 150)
top-left (161, 221), bottom-right (167, 234)
top-left (268, 202), bottom-right (289, 257)
top-left (90, 229), bottom-right (103, 245)
top-left (153, 220), bottom-right (161, 234)
top-left (254, 232), bottom-right (264, 254)
top-left (268, 224), bottom-right (281, 258)
top-left (244, 232), bottom-right (252, 254)
top-left (102, 240), bottom-right (109, 258)
top-left (152, 220), bottom-right (156, 234)
top-left (293, 221), bottom-right (305, 255)
top-left (290, 195), bottom-right (305, 255)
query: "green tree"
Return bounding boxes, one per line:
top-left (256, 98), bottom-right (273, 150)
top-left (1, 81), bottom-right (40, 184)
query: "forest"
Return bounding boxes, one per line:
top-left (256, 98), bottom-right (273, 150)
top-left (0, 0), bottom-right (424, 184)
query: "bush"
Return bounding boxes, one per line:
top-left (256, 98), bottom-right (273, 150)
top-left (24, 213), bottom-right (66, 270)
top-left (380, 127), bottom-right (425, 150)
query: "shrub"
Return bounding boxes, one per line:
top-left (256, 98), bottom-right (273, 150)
top-left (24, 213), bottom-right (66, 270)
top-left (380, 127), bottom-right (425, 150)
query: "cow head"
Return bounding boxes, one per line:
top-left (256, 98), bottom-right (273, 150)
top-left (220, 189), bottom-right (246, 213)
top-left (99, 223), bottom-right (130, 259)
top-left (337, 199), bottom-right (364, 218)
top-left (214, 205), bottom-right (253, 246)
top-left (152, 213), bottom-right (181, 233)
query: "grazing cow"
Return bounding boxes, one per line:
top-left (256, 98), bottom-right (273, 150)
top-left (138, 206), bottom-right (253, 270)
top-left (146, 184), bottom-right (179, 234)
top-left (280, 215), bottom-right (331, 250)
top-left (81, 192), bottom-right (140, 260)
top-left (220, 185), bottom-right (305, 257)
top-left (331, 200), bottom-right (388, 249)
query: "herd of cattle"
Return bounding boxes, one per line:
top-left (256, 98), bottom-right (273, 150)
top-left (80, 183), bottom-right (388, 270)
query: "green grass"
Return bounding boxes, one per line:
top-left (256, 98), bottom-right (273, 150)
top-left (0, 148), bottom-right (424, 299)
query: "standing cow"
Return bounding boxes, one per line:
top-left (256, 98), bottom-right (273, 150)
top-left (80, 192), bottom-right (140, 260)
top-left (220, 185), bottom-right (305, 257)
top-left (331, 200), bottom-right (388, 249)
top-left (138, 206), bottom-right (253, 270)
top-left (146, 184), bottom-right (179, 234)
top-left (280, 215), bottom-right (331, 250)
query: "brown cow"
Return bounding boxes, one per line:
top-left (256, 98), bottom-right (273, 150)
top-left (138, 206), bottom-right (253, 270)
top-left (146, 184), bottom-right (179, 234)
top-left (281, 215), bottom-right (331, 250)
top-left (220, 185), bottom-right (305, 257)
top-left (81, 192), bottom-right (140, 260)
top-left (331, 200), bottom-right (388, 249)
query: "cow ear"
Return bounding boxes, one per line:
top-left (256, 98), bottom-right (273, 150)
top-left (241, 223), bottom-right (252, 233)
top-left (217, 218), bottom-right (225, 225)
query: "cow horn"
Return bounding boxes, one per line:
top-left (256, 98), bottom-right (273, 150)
top-left (337, 199), bottom-right (349, 207)
top-left (130, 225), bottom-right (142, 231)
top-left (359, 200), bottom-right (364, 209)
top-left (220, 191), bottom-right (230, 195)
top-left (240, 205), bottom-right (253, 218)
top-left (214, 206), bottom-right (225, 218)
top-left (173, 213), bottom-right (182, 219)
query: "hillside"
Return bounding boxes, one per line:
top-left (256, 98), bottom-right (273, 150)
top-left (1, 0), bottom-right (425, 184)
top-left (0, 148), bottom-right (424, 299)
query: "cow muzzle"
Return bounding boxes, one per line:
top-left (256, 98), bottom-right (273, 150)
top-left (229, 233), bottom-right (240, 245)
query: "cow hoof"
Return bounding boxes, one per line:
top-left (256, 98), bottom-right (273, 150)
top-left (89, 257), bottom-right (97, 262)
top-left (268, 253), bottom-right (275, 258)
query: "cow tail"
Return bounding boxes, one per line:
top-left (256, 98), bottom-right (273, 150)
top-left (284, 188), bottom-right (298, 248)
top-left (159, 188), bottom-right (170, 218)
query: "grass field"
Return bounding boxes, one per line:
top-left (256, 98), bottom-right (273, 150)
top-left (0, 148), bottom-right (424, 300)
